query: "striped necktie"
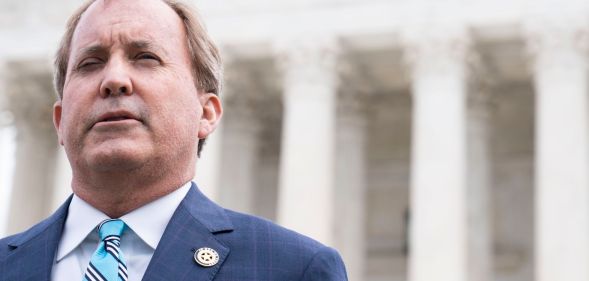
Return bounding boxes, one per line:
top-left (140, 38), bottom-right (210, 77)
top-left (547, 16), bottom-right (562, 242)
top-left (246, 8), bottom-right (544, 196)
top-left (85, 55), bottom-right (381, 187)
top-left (84, 219), bottom-right (129, 281)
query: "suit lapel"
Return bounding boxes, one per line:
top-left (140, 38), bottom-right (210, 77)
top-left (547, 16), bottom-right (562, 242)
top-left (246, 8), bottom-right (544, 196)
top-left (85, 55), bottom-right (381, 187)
top-left (142, 183), bottom-right (233, 281)
top-left (4, 197), bottom-right (70, 281)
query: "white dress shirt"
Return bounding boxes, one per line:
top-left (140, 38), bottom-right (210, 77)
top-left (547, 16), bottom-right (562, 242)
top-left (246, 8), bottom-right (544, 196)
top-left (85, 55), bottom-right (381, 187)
top-left (51, 182), bottom-right (192, 281)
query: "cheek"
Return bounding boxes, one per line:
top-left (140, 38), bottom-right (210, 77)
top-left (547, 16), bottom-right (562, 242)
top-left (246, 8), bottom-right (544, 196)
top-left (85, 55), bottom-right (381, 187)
top-left (59, 98), bottom-right (89, 138)
top-left (59, 110), bottom-right (77, 144)
top-left (134, 73), bottom-right (201, 129)
top-left (60, 89), bottom-right (92, 128)
top-left (58, 101), bottom-right (73, 131)
top-left (158, 98), bottom-right (201, 138)
top-left (166, 99), bottom-right (200, 126)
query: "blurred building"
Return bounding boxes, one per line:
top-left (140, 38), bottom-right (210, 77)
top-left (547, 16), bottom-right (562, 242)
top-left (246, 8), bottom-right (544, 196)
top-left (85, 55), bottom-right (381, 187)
top-left (1, 0), bottom-right (588, 281)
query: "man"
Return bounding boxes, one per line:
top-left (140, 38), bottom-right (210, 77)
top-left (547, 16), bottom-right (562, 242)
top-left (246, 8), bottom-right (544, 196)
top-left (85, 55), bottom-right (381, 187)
top-left (0, 0), bottom-right (348, 280)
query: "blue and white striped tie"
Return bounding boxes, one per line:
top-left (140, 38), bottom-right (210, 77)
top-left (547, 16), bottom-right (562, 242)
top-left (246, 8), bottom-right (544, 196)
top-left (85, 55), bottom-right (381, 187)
top-left (84, 219), bottom-right (129, 281)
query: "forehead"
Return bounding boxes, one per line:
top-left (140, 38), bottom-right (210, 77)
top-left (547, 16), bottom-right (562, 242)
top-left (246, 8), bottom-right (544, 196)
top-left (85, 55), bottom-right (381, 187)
top-left (72, 0), bottom-right (185, 50)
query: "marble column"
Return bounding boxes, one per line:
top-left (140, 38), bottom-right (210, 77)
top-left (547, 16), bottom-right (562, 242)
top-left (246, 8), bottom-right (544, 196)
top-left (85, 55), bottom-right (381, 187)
top-left (335, 88), bottom-right (367, 281)
top-left (5, 61), bottom-right (59, 235)
top-left (466, 81), bottom-right (493, 281)
top-left (217, 79), bottom-right (261, 214)
top-left (276, 38), bottom-right (339, 245)
top-left (405, 29), bottom-right (477, 281)
top-left (528, 23), bottom-right (589, 281)
top-left (0, 61), bottom-right (18, 237)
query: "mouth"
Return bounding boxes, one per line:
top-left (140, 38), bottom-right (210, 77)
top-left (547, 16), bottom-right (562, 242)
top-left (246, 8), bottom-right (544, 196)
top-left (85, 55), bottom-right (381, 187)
top-left (93, 111), bottom-right (142, 127)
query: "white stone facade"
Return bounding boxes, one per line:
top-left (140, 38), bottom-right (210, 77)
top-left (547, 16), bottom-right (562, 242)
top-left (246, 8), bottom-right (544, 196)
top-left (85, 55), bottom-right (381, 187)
top-left (1, 0), bottom-right (588, 280)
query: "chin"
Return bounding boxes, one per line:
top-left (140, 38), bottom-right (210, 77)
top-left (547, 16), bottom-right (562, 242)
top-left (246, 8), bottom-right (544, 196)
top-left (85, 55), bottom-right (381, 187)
top-left (86, 147), bottom-right (151, 173)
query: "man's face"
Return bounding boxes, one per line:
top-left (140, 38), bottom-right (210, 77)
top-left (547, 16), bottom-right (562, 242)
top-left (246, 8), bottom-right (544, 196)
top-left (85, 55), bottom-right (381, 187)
top-left (54, 0), bottom-right (218, 174)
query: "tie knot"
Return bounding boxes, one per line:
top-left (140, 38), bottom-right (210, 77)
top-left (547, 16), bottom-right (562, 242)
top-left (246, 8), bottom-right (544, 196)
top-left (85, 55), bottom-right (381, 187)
top-left (98, 219), bottom-right (125, 241)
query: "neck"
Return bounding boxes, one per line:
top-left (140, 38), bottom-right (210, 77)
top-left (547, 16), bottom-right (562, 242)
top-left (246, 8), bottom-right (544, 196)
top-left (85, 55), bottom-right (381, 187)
top-left (71, 164), bottom-right (194, 218)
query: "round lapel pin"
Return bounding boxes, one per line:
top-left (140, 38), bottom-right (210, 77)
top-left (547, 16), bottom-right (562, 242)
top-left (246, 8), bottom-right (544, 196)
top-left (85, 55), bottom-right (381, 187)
top-left (194, 247), bottom-right (219, 267)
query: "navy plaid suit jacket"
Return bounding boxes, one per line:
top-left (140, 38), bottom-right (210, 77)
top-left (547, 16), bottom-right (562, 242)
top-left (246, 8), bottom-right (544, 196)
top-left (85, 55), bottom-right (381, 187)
top-left (0, 183), bottom-right (348, 281)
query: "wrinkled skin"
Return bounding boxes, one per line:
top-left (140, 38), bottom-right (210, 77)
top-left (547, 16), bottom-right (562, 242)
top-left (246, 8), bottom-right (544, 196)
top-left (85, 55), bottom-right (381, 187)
top-left (53, 0), bottom-right (222, 217)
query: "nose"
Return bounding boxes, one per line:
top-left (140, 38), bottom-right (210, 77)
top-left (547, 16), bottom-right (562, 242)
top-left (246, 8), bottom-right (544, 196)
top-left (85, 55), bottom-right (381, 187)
top-left (99, 59), bottom-right (133, 98)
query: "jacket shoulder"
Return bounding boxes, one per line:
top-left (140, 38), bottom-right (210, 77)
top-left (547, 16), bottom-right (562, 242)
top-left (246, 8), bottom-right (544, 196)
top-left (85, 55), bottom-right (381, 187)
top-left (224, 209), bottom-right (323, 250)
top-left (0, 212), bottom-right (65, 257)
top-left (218, 209), bottom-right (348, 280)
top-left (0, 197), bottom-right (70, 260)
top-left (0, 233), bottom-right (18, 258)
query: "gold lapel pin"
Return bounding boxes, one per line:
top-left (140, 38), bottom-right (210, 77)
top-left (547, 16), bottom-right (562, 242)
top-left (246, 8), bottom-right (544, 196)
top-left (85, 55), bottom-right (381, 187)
top-left (194, 247), bottom-right (219, 267)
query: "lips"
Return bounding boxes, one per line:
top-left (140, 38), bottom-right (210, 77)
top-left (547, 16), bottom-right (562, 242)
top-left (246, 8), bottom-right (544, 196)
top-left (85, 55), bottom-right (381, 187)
top-left (93, 110), bottom-right (142, 127)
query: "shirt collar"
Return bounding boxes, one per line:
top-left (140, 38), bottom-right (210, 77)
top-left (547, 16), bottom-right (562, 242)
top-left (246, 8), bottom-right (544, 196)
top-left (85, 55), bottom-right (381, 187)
top-left (121, 182), bottom-right (191, 250)
top-left (56, 181), bottom-right (192, 261)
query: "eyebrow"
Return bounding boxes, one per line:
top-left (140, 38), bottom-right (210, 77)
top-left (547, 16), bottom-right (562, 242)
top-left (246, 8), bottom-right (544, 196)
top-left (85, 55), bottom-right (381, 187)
top-left (73, 40), bottom-right (168, 62)
top-left (127, 40), bottom-right (168, 56)
top-left (75, 44), bottom-right (107, 60)
top-left (129, 40), bottom-right (153, 50)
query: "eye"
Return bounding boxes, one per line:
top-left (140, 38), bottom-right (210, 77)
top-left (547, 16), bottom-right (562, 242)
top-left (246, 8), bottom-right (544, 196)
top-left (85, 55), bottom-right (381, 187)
top-left (135, 53), bottom-right (160, 61)
top-left (77, 58), bottom-right (103, 69)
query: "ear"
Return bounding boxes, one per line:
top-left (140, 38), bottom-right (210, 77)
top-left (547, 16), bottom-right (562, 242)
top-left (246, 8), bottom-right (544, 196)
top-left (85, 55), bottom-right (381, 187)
top-left (53, 100), bottom-right (65, 146)
top-left (197, 93), bottom-right (223, 139)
